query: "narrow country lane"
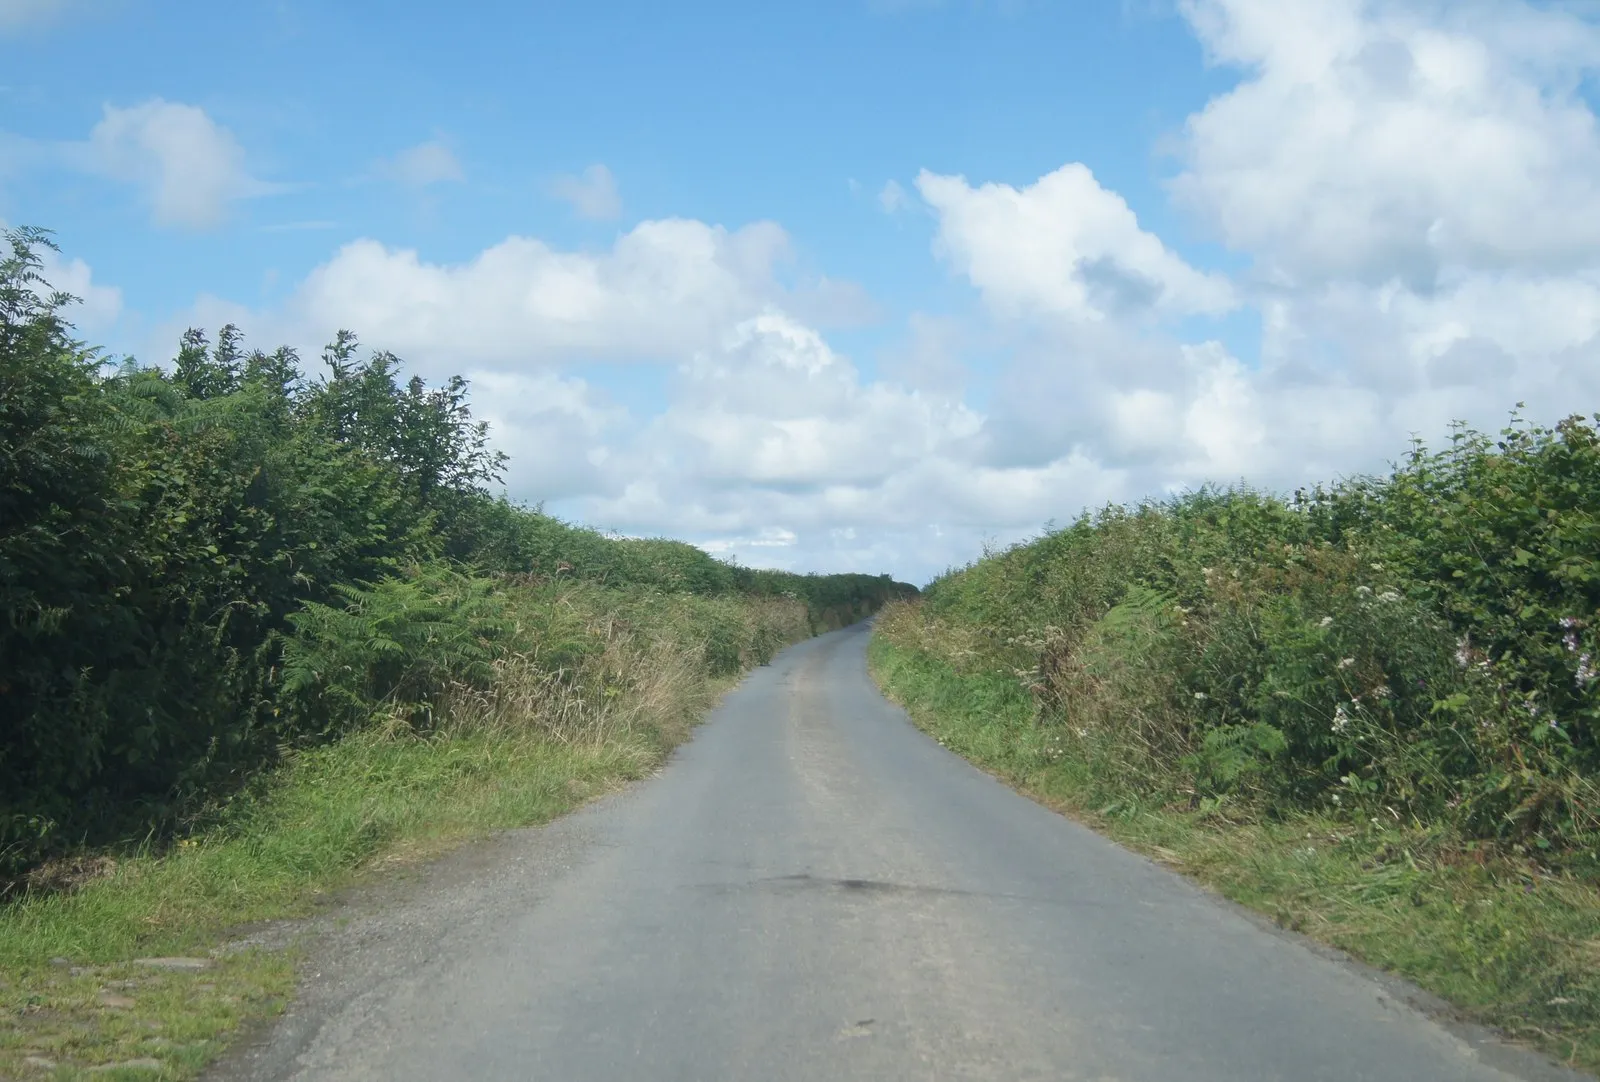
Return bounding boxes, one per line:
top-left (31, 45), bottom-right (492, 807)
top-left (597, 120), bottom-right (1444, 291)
top-left (213, 623), bottom-right (1586, 1082)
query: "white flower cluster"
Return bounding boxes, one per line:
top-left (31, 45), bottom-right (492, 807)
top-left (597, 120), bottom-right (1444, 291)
top-left (1560, 617), bottom-right (1596, 689)
top-left (1331, 703), bottom-right (1351, 734)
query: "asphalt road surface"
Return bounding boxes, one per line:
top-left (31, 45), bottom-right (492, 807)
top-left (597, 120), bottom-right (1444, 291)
top-left (215, 622), bottom-right (1587, 1082)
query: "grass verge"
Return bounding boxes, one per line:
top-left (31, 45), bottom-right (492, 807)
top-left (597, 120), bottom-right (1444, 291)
top-left (0, 652), bottom-right (742, 1080)
top-left (868, 631), bottom-right (1600, 1076)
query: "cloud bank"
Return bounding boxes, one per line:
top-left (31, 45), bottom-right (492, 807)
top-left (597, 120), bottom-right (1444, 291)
top-left (77, 0), bottom-right (1600, 581)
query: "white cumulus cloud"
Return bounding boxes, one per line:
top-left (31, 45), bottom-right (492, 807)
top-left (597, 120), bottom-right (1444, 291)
top-left (917, 163), bottom-right (1236, 322)
top-left (269, 218), bottom-right (802, 374)
top-left (470, 370), bottom-right (624, 502)
top-left (87, 100), bottom-right (268, 229)
top-left (1173, 0), bottom-right (1600, 286)
top-left (640, 312), bottom-right (981, 490)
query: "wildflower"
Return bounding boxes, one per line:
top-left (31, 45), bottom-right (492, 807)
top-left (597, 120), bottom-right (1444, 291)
top-left (1193, 691), bottom-right (1208, 701)
top-left (1577, 653), bottom-right (1597, 688)
top-left (1454, 634), bottom-right (1472, 669)
top-left (1560, 616), bottom-right (1583, 630)
top-left (1355, 586), bottom-right (1373, 597)
top-left (1319, 616), bottom-right (1334, 628)
top-left (1337, 657), bottom-right (1355, 670)
top-left (1371, 685), bottom-right (1392, 699)
top-left (1075, 727), bottom-right (1088, 738)
top-left (1377, 590), bottom-right (1400, 603)
top-left (1332, 704), bottom-right (1351, 733)
top-left (1370, 562), bottom-right (1384, 571)
top-left (1564, 631), bottom-right (1581, 654)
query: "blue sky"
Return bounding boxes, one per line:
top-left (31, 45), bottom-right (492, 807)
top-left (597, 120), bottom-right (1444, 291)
top-left (4, 2), bottom-right (1227, 324)
top-left (5, 0), bottom-right (1600, 582)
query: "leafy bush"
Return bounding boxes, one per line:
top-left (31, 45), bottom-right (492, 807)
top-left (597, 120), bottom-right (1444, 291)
top-left (281, 566), bottom-right (511, 735)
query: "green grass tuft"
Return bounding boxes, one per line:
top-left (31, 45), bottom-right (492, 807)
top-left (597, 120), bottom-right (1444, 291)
top-left (0, 729), bottom-right (662, 1080)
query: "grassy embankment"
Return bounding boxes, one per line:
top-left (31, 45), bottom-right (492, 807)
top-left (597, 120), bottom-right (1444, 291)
top-left (870, 417), bottom-right (1600, 1073)
top-left (0, 227), bottom-right (914, 1079)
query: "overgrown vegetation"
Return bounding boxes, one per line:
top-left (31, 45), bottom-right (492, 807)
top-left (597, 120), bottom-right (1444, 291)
top-left (870, 417), bottom-right (1600, 1070)
top-left (0, 223), bottom-right (913, 879)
